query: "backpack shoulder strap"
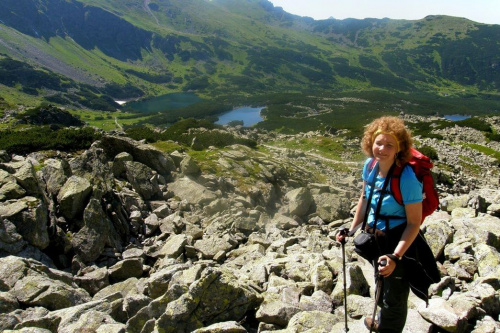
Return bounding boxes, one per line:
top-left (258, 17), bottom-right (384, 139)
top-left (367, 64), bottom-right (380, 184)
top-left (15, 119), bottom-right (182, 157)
top-left (365, 158), bottom-right (379, 184)
top-left (359, 162), bottom-right (379, 233)
top-left (390, 163), bottom-right (406, 206)
top-left (368, 158), bottom-right (377, 171)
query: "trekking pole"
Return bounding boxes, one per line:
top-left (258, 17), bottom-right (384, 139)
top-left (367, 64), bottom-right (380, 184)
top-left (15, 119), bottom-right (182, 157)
top-left (369, 259), bottom-right (387, 333)
top-left (339, 227), bottom-right (349, 332)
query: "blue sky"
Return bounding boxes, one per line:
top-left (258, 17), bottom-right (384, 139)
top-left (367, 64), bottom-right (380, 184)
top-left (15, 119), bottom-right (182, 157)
top-left (269, 0), bottom-right (500, 24)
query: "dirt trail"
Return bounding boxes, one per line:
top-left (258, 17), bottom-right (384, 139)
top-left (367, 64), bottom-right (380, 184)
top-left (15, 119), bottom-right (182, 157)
top-left (114, 117), bottom-right (123, 131)
top-left (143, 0), bottom-right (160, 26)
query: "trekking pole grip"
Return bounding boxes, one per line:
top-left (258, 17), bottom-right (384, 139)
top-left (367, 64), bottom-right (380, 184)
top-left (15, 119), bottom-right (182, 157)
top-left (338, 227), bottom-right (348, 244)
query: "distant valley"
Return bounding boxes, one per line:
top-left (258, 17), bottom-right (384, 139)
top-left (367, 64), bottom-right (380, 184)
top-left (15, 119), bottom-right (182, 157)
top-left (1, 3), bottom-right (500, 331)
top-left (0, 0), bottom-right (499, 132)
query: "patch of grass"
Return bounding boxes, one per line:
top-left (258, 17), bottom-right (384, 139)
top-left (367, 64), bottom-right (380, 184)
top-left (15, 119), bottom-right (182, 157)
top-left (464, 143), bottom-right (500, 164)
top-left (0, 84), bottom-right (43, 107)
top-left (187, 149), bottom-right (227, 177)
top-left (458, 155), bottom-right (482, 175)
top-left (267, 136), bottom-right (347, 160)
top-left (69, 110), bottom-right (150, 131)
top-left (151, 140), bottom-right (184, 153)
top-left (33, 162), bottom-right (46, 173)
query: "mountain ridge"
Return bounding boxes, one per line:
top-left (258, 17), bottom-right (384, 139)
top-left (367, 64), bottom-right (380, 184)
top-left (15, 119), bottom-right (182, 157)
top-left (0, 0), bottom-right (499, 116)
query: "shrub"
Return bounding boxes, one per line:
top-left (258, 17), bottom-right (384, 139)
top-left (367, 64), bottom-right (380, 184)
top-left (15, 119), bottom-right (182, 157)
top-left (456, 117), bottom-right (492, 133)
top-left (437, 172), bottom-right (454, 187)
top-left (417, 145), bottom-right (439, 161)
top-left (45, 94), bottom-right (69, 105)
top-left (139, 101), bottom-right (231, 126)
top-left (179, 131), bottom-right (257, 149)
top-left (162, 118), bottom-right (216, 141)
top-left (125, 119), bottom-right (256, 149)
top-left (486, 132), bottom-right (500, 142)
top-left (409, 121), bottom-right (447, 139)
top-left (227, 120), bottom-right (244, 127)
top-left (0, 127), bottom-right (100, 154)
top-left (14, 104), bottom-right (84, 126)
top-left (162, 119), bottom-right (256, 149)
top-left (79, 96), bottom-right (118, 112)
top-left (183, 76), bottom-right (210, 91)
top-left (125, 126), bottom-right (160, 143)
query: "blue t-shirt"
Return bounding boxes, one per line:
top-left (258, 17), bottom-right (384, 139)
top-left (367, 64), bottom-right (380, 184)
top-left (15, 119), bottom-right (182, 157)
top-left (362, 159), bottom-right (423, 231)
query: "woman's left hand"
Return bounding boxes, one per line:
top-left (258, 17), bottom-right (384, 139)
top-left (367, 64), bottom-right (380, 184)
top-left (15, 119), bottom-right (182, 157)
top-left (378, 202), bottom-right (422, 277)
top-left (378, 255), bottom-right (397, 277)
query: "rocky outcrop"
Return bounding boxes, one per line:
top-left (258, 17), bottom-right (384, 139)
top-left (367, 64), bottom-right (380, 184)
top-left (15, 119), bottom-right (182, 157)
top-left (40, 158), bottom-right (71, 196)
top-left (0, 196), bottom-right (49, 249)
top-left (71, 198), bottom-right (122, 264)
top-left (14, 104), bottom-right (84, 127)
top-left (0, 128), bottom-right (499, 333)
top-left (154, 268), bottom-right (261, 332)
top-left (0, 256), bottom-right (91, 311)
top-left (101, 135), bottom-right (176, 176)
top-left (168, 176), bottom-right (218, 206)
top-left (57, 176), bottom-right (92, 220)
top-left (285, 187), bottom-right (313, 217)
top-left (124, 161), bottom-right (162, 200)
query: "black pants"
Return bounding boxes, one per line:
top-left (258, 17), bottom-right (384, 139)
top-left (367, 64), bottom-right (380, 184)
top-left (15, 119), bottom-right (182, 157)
top-left (377, 261), bottom-right (410, 333)
top-left (375, 223), bottom-right (410, 333)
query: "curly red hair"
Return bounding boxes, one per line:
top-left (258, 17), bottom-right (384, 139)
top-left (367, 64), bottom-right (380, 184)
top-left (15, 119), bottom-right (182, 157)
top-left (361, 116), bottom-right (413, 165)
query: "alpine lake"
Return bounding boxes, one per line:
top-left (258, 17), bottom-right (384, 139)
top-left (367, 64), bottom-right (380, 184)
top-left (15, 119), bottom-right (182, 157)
top-left (123, 93), bottom-right (263, 126)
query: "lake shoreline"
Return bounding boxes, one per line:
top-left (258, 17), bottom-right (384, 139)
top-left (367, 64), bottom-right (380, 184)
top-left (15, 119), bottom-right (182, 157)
top-left (215, 106), bottom-right (264, 127)
top-left (444, 114), bottom-right (471, 121)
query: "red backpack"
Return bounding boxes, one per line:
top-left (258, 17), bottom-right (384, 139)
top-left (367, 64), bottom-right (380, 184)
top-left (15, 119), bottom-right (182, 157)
top-left (370, 148), bottom-right (439, 223)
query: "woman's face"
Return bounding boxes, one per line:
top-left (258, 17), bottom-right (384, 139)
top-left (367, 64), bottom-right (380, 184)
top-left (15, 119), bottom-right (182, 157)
top-left (372, 133), bottom-right (398, 163)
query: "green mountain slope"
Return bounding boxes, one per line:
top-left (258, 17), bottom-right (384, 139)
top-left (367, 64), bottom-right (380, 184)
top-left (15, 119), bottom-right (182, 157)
top-left (0, 0), bottom-right (499, 111)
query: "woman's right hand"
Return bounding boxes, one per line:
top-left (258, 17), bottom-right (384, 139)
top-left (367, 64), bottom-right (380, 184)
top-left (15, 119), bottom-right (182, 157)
top-left (336, 228), bottom-right (349, 243)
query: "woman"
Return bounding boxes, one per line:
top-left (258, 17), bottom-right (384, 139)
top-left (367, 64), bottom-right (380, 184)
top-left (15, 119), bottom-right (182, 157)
top-left (337, 116), bottom-right (438, 332)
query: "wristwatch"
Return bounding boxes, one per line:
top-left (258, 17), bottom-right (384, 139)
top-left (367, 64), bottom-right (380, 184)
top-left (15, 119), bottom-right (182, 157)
top-left (393, 253), bottom-right (402, 260)
top-left (387, 253), bottom-right (402, 261)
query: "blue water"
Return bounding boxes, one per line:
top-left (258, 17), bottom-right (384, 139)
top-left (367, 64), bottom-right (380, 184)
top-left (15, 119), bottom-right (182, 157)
top-left (444, 115), bottom-right (471, 121)
top-left (126, 93), bottom-right (202, 113)
top-left (216, 107), bottom-right (264, 126)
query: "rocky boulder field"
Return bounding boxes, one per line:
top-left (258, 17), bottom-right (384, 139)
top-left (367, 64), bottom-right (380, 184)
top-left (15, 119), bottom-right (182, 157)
top-left (0, 116), bottom-right (499, 333)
